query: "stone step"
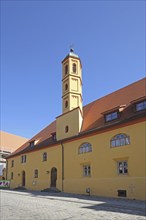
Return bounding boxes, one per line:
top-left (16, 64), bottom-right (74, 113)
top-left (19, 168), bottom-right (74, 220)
top-left (41, 187), bottom-right (61, 193)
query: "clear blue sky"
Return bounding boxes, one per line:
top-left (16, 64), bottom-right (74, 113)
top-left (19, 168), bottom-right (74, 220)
top-left (1, 0), bottom-right (145, 139)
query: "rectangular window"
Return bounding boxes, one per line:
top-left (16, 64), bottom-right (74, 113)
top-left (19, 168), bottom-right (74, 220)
top-left (43, 152), bottom-right (47, 161)
top-left (83, 165), bottom-right (91, 177)
top-left (105, 111), bottom-right (118, 122)
top-left (11, 160), bottom-right (14, 167)
top-left (34, 169), bottom-right (38, 178)
top-left (117, 161), bottom-right (128, 174)
top-left (136, 101), bottom-right (146, 111)
top-left (21, 155), bottom-right (26, 163)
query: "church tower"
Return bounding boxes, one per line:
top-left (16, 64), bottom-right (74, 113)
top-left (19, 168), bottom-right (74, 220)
top-left (56, 49), bottom-right (83, 141)
top-left (62, 48), bottom-right (83, 114)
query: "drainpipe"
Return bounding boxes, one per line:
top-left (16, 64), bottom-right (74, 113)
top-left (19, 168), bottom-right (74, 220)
top-left (6, 159), bottom-right (8, 180)
top-left (61, 142), bottom-right (64, 192)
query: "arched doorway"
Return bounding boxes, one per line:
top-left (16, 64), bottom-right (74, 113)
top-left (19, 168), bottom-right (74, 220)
top-left (51, 167), bottom-right (57, 187)
top-left (22, 171), bottom-right (26, 187)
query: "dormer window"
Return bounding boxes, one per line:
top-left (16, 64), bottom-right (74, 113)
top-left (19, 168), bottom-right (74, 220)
top-left (30, 141), bottom-right (35, 148)
top-left (105, 111), bottom-right (118, 122)
top-left (51, 132), bottom-right (56, 141)
top-left (136, 100), bottom-right (146, 112)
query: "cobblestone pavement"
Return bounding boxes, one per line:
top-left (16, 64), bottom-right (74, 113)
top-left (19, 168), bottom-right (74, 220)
top-left (0, 190), bottom-right (146, 220)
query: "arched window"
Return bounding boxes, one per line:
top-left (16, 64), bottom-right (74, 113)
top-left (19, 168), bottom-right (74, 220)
top-left (110, 134), bottom-right (130, 147)
top-left (72, 63), bottom-right (77, 73)
top-left (65, 100), bottom-right (68, 108)
top-left (65, 65), bottom-right (68, 75)
top-left (78, 143), bottom-right (92, 154)
top-left (65, 83), bottom-right (68, 91)
top-left (65, 126), bottom-right (69, 133)
top-left (43, 152), bottom-right (47, 161)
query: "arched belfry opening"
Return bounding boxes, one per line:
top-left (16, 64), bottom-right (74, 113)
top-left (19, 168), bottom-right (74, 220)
top-left (51, 167), bottom-right (57, 187)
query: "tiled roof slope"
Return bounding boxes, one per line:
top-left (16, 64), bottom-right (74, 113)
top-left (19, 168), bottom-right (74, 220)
top-left (8, 77), bottom-right (146, 158)
top-left (81, 77), bottom-right (146, 132)
top-left (0, 131), bottom-right (28, 152)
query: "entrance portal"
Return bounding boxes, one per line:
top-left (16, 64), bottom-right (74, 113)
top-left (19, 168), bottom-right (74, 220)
top-left (51, 167), bottom-right (57, 187)
top-left (22, 171), bottom-right (25, 187)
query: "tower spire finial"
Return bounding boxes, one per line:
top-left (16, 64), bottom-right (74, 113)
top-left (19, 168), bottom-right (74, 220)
top-left (69, 44), bottom-right (74, 53)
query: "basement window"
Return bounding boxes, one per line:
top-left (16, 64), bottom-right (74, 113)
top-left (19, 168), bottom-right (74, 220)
top-left (118, 190), bottom-right (127, 197)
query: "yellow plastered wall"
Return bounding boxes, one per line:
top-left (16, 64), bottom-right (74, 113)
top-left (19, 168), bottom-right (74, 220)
top-left (7, 120), bottom-right (146, 200)
top-left (56, 108), bottom-right (83, 141)
top-left (7, 144), bottom-right (63, 191)
top-left (63, 121), bottom-right (146, 200)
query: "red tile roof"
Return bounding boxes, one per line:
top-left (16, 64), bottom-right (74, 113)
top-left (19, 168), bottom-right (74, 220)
top-left (8, 77), bottom-right (146, 158)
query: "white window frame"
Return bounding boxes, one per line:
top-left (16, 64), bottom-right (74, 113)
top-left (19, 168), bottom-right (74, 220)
top-left (117, 161), bottom-right (128, 175)
top-left (105, 111), bottom-right (118, 122)
top-left (43, 152), bottom-right (47, 161)
top-left (111, 134), bottom-right (130, 147)
top-left (21, 155), bottom-right (26, 163)
top-left (83, 165), bottom-right (91, 177)
top-left (79, 143), bottom-right (92, 154)
top-left (136, 101), bottom-right (146, 111)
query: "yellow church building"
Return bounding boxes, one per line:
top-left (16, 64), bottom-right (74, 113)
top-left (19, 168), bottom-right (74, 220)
top-left (6, 50), bottom-right (146, 200)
